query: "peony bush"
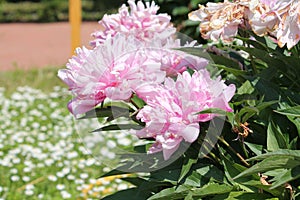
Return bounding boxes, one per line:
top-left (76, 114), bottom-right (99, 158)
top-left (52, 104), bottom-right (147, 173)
top-left (59, 0), bottom-right (300, 199)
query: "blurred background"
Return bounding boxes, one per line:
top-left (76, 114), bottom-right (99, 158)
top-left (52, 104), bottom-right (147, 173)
top-left (0, 0), bottom-right (221, 70)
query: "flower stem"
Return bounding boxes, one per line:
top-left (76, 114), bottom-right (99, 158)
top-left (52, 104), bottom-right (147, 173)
top-left (218, 136), bottom-right (250, 167)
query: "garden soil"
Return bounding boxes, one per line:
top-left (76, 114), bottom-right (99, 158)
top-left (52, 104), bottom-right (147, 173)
top-left (0, 22), bottom-right (99, 71)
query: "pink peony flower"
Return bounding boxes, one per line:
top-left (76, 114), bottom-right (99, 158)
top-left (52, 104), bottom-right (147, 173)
top-left (146, 38), bottom-right (209, 76)
top-left (135, 70), bottom-right (236, 160)
top-left (90, 0), bottom-right (176, 47)
top-left (58, 34), bottom-right (165, 116)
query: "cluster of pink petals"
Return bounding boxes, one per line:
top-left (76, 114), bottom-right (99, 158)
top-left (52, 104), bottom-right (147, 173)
top-left (58, 33), bottom-right (209, 116)
top-left (58, 34), bottom-right (166, 116)
top-left (135, 70), bottom-right (236, 160)
top-left (146, 38), bottom-right (209, 76)
top-left (90, 0), bottom-right (176, 47)
top-left (189, 0), bottom-right (300, 49)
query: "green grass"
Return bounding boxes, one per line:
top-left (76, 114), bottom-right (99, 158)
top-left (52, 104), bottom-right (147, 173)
top-left (0, 67), bottom-right (66, 96)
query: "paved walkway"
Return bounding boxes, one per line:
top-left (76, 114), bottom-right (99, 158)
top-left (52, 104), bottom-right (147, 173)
top-left (0, 22), bottom-right (99, 71)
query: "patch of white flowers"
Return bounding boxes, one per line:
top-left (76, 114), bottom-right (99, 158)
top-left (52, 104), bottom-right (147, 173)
top-left (0, 86), bottom-right (135, 199)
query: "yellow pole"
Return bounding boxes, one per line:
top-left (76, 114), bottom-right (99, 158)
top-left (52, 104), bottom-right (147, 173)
top-left (69, 0), bottom-right (82, 55)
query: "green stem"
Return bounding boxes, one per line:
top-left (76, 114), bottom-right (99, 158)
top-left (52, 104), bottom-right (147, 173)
top-left (218, 136), bottom-right (250, 167)
top-left (241, 141), bottom-right (249, 159)
top-left (198, 138), bottom-right (221, 164)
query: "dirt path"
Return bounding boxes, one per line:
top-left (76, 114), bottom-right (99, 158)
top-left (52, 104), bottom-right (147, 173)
top-left (0, 22), bottom-right (99, 71)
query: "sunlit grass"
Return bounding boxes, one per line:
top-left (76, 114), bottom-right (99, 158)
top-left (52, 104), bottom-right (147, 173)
top-left (0, 67), bottom-right (66, 96)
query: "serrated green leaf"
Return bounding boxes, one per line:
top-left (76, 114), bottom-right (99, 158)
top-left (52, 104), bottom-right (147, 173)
top-left (274, 105), bottom-right (300, 117)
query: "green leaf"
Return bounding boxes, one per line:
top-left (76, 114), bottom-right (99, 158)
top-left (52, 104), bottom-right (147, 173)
top-left (234, 156), bottom-right (300, 179)
top-left (256, 100), bottom-right (278, 111)
top-left (196, 108), bottom-right (227, 115)
top-left (92, 123), bottom-right (142, 132)
top-left (211, 191), bottom-right (277, 200)
top-left (237, 80), bottom-right (255, 95)
top-left (270, 166), bottom-right (300, 189)
top-left (244, 142), bottom-right (263, 156)
top-left (101, 188), bottom-right (148, 200)
top-left (215, 64), bottom-right (247, 77)
top-left (188, 183), bottom-right (233, 198)
top-left (237, 106), bottom-right (259, 122)
top-left (148, 185), bottom-right (191, 200)
top-left (175, 47), bottom-right (209, 58)
top-left (220, 148), bottom-right (259, 192)
top-left (267, 121), bottom-right (288, 151)
top-left (184, 164), bottom-right (225, 187)
top-left (209, 54), bottom-right (241, 70)
top-left (235, 36), bottom-right (268, 51)
top-left (172, 6), bottom-right (189, 16)
top-left (194, 165), bottom-right (225, 183)
top-left (131, 94), bottom-right (145, 109)
top-left (98, 169), bottom-right (128, 179)
top-left (148, 184), bottom-right (233, 200)
top-left (241, 179), bottom-right (284, 197)
top-left (274, 105), bottom-right (300, 117)
top-left (251, 78), bottom-right (280, 102)
top-left (79, 106), bottom-right (131, 119)
top-left (246, 149), bottom-right (300, 162)
top-left (190, 0), bottom-right (202, 8)
top-left (287, 116), bottom-right (300, 137)
top-left (178, 153), bottom-right (198, 183)
top-left (121, 177), bottom-right (148, 186)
